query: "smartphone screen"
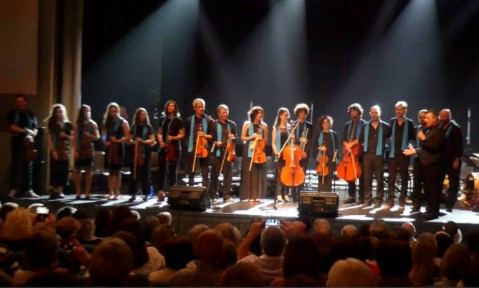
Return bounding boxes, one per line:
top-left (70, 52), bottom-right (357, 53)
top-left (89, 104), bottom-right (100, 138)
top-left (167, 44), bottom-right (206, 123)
top-left (264, 218), bottom-right (280, 228)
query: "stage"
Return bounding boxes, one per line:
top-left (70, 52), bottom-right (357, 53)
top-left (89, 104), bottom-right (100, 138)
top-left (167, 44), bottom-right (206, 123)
top-left (13, 185), bottom-right (479, 238)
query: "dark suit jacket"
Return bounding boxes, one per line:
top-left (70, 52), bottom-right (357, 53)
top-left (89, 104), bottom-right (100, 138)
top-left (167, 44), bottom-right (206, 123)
top-left (418, 124), bottom-right (445, 167)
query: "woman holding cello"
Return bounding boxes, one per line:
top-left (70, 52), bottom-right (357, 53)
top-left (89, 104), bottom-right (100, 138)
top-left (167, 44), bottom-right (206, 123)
top-left (271, 107), bottom-right (292, 202)
top-left (128, 108), bottom-right (155, 202)
top-left (240, 106), bottom-right (269, 202)
top-left (314, 115), bottom-right (339, 192)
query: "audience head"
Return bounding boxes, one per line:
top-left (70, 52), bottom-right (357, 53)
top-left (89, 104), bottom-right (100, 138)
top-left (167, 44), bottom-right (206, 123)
top-left (187, 223), bottom-right (209, 246)
top-left (375, 239), bottom-right (412, 279)
top-left (195, 229), bottom-right (224, 266)
top-left (89, 237), bottom-right (133, 286)
top-left (55, 216), bottom-right (80, 240)
top-left (157, 211), bottom-right (172, 226)
top-left (401, 222), bottom-right (417, 241)
top-left (340, 224), bottom-right (357, 239)
top-left (439, 243), bottom-right (471, 282)
top-left (261, 226), bottom-right (286, 257)
top-left (283, 234), bottom-right (321, 281)
top-left (3, 207), bottom-right (33, 242)
top-left (24, 229), bottom-right (59, 270)
top-left (369, 220), bottom-right (389, 240)
top-left (163, 235), bottom-right (193, 270)
top-left (221, 262), bottom-right (263, 287)
top-left (94, 207), bottom-right (113, 237)
top-left (55, 206), bottom-right (77, 221)
top-left (327, 257), bottom-right (375, 287)
top-left (215, 222), bottom-right (241, 246)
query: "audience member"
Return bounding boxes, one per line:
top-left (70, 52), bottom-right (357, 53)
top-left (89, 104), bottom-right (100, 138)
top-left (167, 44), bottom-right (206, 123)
top-left (221, 262), bottom-right (263, 287)
top-left (327, 257), bottom-right (376, 287)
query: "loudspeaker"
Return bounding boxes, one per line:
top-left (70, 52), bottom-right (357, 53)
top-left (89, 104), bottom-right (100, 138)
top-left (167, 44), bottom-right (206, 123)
top-left (168, 186), bottom-right (209, 211)
top-left (298, 191), bottom-right (339, 217)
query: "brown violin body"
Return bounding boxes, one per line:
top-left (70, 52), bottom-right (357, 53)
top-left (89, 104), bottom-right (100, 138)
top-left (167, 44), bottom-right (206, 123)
top-left (166, 142), bottom-right (177, 163)
top-left (226, 140), bottom-right (236, 162)
top-left (252, 139), bottom-right (266, 164)
top-left (336, 144), bottom-right (361, 182)
top-left (133, 142), bottom-right (144, 167)
top-left (57, 139), bottom-right (69, 161)
top-left (79, 137), bottom-right (93, 159)
top-left (24, 135), bottom-right (38, 161)
top-left (109, 142), bottom-right (120, 163)
top-left (280, 144), bottom-right (305, 187)
top-left (316, 153), bottom-right (329, 176)
top-left (195, 136), bottom-right (208, 158)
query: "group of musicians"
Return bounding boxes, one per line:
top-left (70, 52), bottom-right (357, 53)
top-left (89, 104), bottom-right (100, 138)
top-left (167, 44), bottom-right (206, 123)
top-left (8, 95), bottom-right (464, 219)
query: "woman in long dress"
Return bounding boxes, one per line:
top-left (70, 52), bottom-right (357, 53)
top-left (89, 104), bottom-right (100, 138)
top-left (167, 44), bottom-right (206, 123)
top-left (239, 106), bottom-right (269, 201)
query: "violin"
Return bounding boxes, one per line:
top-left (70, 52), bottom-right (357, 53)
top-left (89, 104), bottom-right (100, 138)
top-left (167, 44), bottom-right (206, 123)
top-left (57, 127), bottom-right (70, 161)
top-left (195, 124), bottom-right (208, 158)
top-left (108, 139), bottom-right (120, 163)
top-left (226, 131), bottom-right (236, 162)
top-left (252, 125), bottom-right (266, 164)
top-left (79, 134), bottom-right (93, 159)
top-left (166, 142), bottom-right (177, 163)
top-left (24, 135), bottom-right (38, 161)
top-left (133, 140), bottom-right (144, 167)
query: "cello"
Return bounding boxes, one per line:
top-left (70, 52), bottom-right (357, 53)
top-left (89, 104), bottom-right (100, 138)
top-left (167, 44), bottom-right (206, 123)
top-left (336, 136), bottom-right (361, 182)
top-left (316, 147), bottom-right (329, 184)
top-left (280, 123), bottom-right (305, 187)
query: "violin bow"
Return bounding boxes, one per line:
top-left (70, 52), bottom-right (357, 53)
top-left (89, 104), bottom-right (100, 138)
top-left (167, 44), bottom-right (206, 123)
top-left (192, 133), bottom-right (200, 173)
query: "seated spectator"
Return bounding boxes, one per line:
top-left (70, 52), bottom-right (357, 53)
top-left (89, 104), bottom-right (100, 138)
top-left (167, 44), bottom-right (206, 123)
top-left (435, 243), bottom-right (471, 287)
top-left (148, 235), bottom-right (193, 286)
top-left (2, 207), bottom-right (33, 252)
top-left (171, 229), bottom-right (224, 286)
top-left (443, 221), bottom-right (462, 244)
top-left (12, 229), bottom-right (68, 286)
top-left (375, 239), bottom-right (415, 286)
top-left (401, 222), bottom-right (417, 244)
top-left (158, 211), bottom-right (173, 226)
top-left (238, 223), bottom-right (286, 285)
top-left (55, 206), bottom-right (77, 221)
top-left (369, 220), bottom-right (389, 240)
top-left (340, 224), bottom-right (357, 239)
top-left (87, 237), bottom-right (133, 286)
top-left (221, 262), bottom-right (263, 287)
top-left (94, 207), bottom-right (112, 237)
top-left (462, 228), bottom-right (479, 287)
top-left (215, 222), bottom-right (242, 247)
top-left (327, 257), bottom-right (376, 287)
top-left (409, 232), bottom-right (438, 286)
top-left (76, 218), bottom-right (102, 249)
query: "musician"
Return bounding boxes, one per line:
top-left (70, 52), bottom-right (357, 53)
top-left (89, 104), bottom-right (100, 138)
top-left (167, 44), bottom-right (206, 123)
top-left (7, 95), bottom-right (39, 199)
top-left (404, 109), bottom-right (445, 220)
top-left (359, 105), bottom-right (391, 208)
top-left (72, 105), bottom-right (100, 200)
top-left (157, 100), bottom-right (185, 202)
top-left (386, 101), bottom-right (415, 210)
top-left (439, 109), bottom-right (464, 213)
top-left (291, 103), bottom-right (313, 202)
top-left (341, 103), bottom-right (366, 204)
top-left (46, 104), bottom-right (73, 200)
top-left (184, 98), bottom-right (215, 188)
top-left (410, 109), bottom-right (428, 212)
top-left (128, 108), bottom-right (155, 202)
top-left (101, 102), bottom-right (131, 200)
top-left (240, 106), bottom-right (269, 202)
top-left (314, 115), bottom-right (339, 193)
top-left (209, 104), bottom-right (237, 203)
top-left (271, 107), bottom-right (292, 202)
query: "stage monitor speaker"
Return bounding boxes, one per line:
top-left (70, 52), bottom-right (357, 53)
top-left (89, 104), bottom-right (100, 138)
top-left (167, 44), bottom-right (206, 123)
top-left (298, 191), bottom-right (339, 217)
top-left (168, 185), bottom-right (209, 211)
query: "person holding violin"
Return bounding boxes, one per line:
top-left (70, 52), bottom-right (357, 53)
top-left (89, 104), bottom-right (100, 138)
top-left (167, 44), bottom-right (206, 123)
top-left (386, 101), bottom-right (415, 211)
top-left (240, 106), bottom-right (269, 202)
top-left (157, 100), bottom-right (185, 202)
top-left (340, 103), bottom-right (367, 204)
top-left (7, 94), bottom-right (39, 199)
top-left (209, 104), bottom-right (237, 203)
top-left (314, 115), bottom-right (339, 193)
top-left (127, 108), bottom-right (155, 202)
top-left (46, 104), bottom-right (74, 200)
top-left (359, 105), bottom-right (391, 208)
top-left (272, 107), bottom-right (292, 202)
top-left (101, 102), bottom-right (131, 200)
top-left (184, 98), bottom-right (215, 189)
top-left (291, 103), bottom-right (313, 202)
top-left (72, 104), bottom-right (100, 200)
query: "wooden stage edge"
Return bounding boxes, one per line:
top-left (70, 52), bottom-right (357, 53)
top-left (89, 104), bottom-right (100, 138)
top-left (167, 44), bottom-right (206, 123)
top-left (11, 190), bottom-right (479, 238)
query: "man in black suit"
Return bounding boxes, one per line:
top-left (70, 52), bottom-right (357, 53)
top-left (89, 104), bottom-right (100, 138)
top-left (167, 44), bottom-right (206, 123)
top-left (404, 109), bottom-right (445, 220)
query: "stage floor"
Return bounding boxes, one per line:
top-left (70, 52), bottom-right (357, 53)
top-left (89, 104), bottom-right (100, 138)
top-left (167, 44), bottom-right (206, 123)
top-left (14, 189), bottom-right (479, 237)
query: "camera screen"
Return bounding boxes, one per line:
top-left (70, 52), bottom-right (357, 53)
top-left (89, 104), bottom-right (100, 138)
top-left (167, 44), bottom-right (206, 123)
top-left (264, 218), bottom-right (280, 228)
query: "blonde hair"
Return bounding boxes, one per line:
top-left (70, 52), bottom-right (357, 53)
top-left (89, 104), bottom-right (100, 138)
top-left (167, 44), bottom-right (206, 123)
top-left (2, 208), bottom-right (33, 241)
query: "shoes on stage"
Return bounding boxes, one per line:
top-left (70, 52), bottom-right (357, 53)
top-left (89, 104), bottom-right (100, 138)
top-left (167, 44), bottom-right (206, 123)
top-left (8, 189), bottom-right (17, 198)
top-left (254, 199), bottom-right (260, 202)
top-left (108, 194), bottom-right (115, 200)
top-left (410, 206), bottom-right (421, 213)
top-left (446, 207), bottom-right (453, 213)
top-left (143, 196), bottom-right (148, 201)
top-left (224, 198), bottom-right (234, 203)
top-left (85, 195), bottom-right (90, 200)
top-left (283, 195), bottom-right (290, 202)
top-left (362, 201), bottom-right (372, 208)
top-left (276, 195), bottom-right (283, 202)
top-left (422, 212), bottom-right (439, 221)
top-left (49, 193), bottom-right (59, 200)
top-left (248, 199), bottom-right (254, 202)
top-left (373, 202), bottom-right (381, 208)
top-left (113, 194), bottom-right (119, 200)
top-left (25, 189), bottom-right (40, 198)
top-left (344, 197), bottom-right (356, 204)
top-left (75, 195), bottom-right (81, 200)
top-left (58, 192), bottom-right (65, 199)
top-left (157, 191), bottom-right (166, 202)
top-left (356, 199), bottom-right (364, 205)
top-left (128, 196), bottom-right (136, 202)
top-left (398, 205), bottom-right (405, 211)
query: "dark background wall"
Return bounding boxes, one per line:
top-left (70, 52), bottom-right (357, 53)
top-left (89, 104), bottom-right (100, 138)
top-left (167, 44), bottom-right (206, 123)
top-left (82, 0), bottom-right (479, 154)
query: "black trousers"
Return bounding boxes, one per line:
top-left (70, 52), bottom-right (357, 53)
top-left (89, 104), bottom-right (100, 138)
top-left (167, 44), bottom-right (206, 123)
top-left (387, 153), bottom-right (411, 205)
top-left (209, 150), bottom-right (233, 200)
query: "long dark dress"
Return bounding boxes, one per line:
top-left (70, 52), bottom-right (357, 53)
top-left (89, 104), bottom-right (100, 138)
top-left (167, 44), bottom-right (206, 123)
top-left (239, 122), bottom-right (268, 200)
